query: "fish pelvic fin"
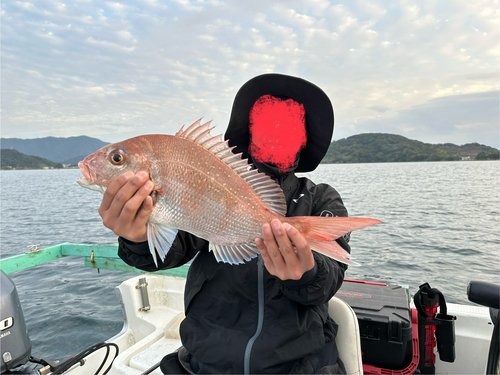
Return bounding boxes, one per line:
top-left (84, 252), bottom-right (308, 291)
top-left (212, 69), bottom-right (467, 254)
top-left (210, 243), bottom-right (259, 265)
top-left (289, 216), bottom-right (382, 266)
top-left (147, 222), bottom-right (179, 267)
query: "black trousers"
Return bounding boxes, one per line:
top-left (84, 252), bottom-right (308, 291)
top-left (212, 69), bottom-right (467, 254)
top-left (159, 347), bottom-right (346, 375)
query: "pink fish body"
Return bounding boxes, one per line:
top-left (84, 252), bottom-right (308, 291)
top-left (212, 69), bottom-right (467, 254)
top-left (78, 120), bottom-right (381, 266)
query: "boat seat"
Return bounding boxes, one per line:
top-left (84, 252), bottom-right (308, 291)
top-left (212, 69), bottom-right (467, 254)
top-left (328, 296), bottom-right (363, 375)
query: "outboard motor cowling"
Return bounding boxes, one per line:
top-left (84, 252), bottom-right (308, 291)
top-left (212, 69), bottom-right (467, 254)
top-left (0, 270), bottom-right (31, 373)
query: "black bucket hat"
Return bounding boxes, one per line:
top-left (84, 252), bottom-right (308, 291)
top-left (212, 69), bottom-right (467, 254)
top-left (224, 73), bottom-right (334, 173)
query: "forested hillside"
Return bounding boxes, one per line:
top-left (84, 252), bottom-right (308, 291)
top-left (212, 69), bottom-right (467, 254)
top-left (323, 133), bottom-right (499, 163)
top-left (1, 149), bottom-right (64, 169)
top-left (1, 136), bottom-right (109, 164)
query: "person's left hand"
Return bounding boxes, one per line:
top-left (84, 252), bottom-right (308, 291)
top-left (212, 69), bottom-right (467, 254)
top-left (255, 219), bottom-right (315, 281)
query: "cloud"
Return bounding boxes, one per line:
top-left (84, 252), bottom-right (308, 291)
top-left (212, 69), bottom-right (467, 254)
top-left (86, 36), bottom-right (135, 52)
top-left (1, 0), bottom-right (498, 148)
top-left (336, 91), bottom-right (499, 147)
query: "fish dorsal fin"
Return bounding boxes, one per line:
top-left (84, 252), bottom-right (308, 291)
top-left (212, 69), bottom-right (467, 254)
top-left (176, 119), bottom-right (287, 216)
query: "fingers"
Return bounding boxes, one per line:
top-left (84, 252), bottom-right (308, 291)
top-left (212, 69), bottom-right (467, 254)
top-left (257, 222), bottom-right (287, 275)
top-left (256, 219), bottom-right (314, 280)
top-left (98, 171), bottom-right (155, 242)
top-left (268, 220), bottom-right (298, 265)
top-left (255, 236), bottom-right (277, 277)
top-left (119, 179), bottom-right (154, 222)
top-left (282, 223), bottom-right (312, 264)
top-left (99, 171), bottom-right (134, 213)
top-left (100, 171), bottom-right (150, 219)
top-left (136, 195), bottom-right (154, 222)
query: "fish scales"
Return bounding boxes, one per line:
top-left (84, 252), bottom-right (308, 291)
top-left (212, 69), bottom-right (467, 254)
top-left (151, 136), bottom-right (272, 244)
top-left (77, 119), bottom-right (382, 266)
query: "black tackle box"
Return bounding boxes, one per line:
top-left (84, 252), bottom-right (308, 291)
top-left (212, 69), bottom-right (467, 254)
top-left (336, 280), bottom-right (413, 370)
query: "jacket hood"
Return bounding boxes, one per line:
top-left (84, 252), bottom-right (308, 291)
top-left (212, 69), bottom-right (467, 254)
top-left (224, 73), bottom-right (334, 173)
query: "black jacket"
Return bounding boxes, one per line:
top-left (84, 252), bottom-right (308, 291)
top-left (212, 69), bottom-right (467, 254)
top-left (118, 172), bottom-right (350, 374)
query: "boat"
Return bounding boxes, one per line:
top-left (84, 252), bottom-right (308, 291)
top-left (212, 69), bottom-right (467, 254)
top-left (1, 243), bottom-right (498, 375)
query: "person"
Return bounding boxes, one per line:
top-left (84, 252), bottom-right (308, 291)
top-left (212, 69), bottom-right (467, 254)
top-left (98, 73), bottom-right (351, 374)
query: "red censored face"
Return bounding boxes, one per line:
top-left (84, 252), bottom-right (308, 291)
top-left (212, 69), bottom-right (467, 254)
top-left (249, 95), bottom-right (307, 172)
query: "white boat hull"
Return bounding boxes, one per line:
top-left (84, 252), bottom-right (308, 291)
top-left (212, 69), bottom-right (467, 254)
top-left (64, 274), bottom-right (495, 375)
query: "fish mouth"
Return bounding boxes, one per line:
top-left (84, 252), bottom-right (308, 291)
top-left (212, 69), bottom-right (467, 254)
top-left (78, 161), bottom-right (97, 183)
top-left (77, 162), bottom-right (106, 193)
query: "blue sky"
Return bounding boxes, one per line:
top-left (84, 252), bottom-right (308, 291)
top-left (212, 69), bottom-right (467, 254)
top-left (2, 0), bottom-right (499, 148)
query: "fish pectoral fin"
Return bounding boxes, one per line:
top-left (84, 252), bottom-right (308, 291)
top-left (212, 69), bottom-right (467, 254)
top-left (210, 243), bottom-right (259, 265)
top-left (147, 222), bottom-right (179, 267)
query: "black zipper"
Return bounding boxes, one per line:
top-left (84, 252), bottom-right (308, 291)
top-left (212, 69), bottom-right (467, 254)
top-left (243, 255), bottom-right (264, 374)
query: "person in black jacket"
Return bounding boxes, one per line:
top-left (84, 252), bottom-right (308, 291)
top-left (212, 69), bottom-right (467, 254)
top-left (98, 74), bottom-right (350, 374)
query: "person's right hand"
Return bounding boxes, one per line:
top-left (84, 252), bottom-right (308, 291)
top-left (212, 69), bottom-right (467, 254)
top-left (98, 171), bottom-right (155, 243)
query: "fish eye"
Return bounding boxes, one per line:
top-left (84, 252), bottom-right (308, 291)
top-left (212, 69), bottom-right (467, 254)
top-left (108, 147), bottom-right (127, 166)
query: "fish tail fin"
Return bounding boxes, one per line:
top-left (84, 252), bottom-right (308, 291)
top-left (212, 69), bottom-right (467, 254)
top-left (307, 236), bottom-right (360, 266)
top-left (290, 216), bottom-right (382, 266)
top-left (147, 222), bottom-right (179, 267)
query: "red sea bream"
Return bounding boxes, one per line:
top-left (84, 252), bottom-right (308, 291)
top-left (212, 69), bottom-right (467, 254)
top-left (77, 120), bottom-right (381, 266)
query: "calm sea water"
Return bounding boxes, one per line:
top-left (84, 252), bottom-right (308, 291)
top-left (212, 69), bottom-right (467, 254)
top-left (1, 161), bottom-right (499, 361)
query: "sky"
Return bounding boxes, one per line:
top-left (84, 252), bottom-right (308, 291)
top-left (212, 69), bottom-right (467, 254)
top-left (1, 0), bottom-right (499, 148)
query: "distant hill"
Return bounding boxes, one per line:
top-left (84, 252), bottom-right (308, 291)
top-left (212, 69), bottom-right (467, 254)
top-left (1, 133), bottom-right (498, 169)
top-left (0, 136), bottom-right (109, 164)
top-left (323, 133), bottom-right (500, 163)
top-left (1, 149), bottom-right (64, 170)
top-left (436, 142), bottom-right (500, 160)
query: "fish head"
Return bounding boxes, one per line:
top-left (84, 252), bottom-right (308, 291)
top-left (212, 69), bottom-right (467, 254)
top-left (77, 137), bottom-right (153, 192)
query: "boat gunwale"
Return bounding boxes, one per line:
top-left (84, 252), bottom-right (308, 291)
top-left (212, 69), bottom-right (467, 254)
top-left (0, 243), bottom-right (190, 278)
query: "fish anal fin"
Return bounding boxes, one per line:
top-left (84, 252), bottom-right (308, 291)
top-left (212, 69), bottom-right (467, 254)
top-left (210, 243), bottom-right (259, 264)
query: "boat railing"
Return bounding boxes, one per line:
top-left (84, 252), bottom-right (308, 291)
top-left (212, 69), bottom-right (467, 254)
top-left (0, 243), bottom-right (190, 278)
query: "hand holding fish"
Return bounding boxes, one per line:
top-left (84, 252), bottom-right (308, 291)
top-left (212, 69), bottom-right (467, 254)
top-left (98, 171), bottom-right (154, 243)
top-left (256, 219), bottom-right (315, 281)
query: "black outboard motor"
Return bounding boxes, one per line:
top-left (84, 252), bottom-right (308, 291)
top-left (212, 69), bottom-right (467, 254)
top-left (0, 270), bottom-right (120, 375)
top-left (0, 270), bottom-right (32, 373)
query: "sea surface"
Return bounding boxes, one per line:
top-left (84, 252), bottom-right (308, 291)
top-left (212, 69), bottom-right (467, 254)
top-left (1, 161), bottom-right (499, 361)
